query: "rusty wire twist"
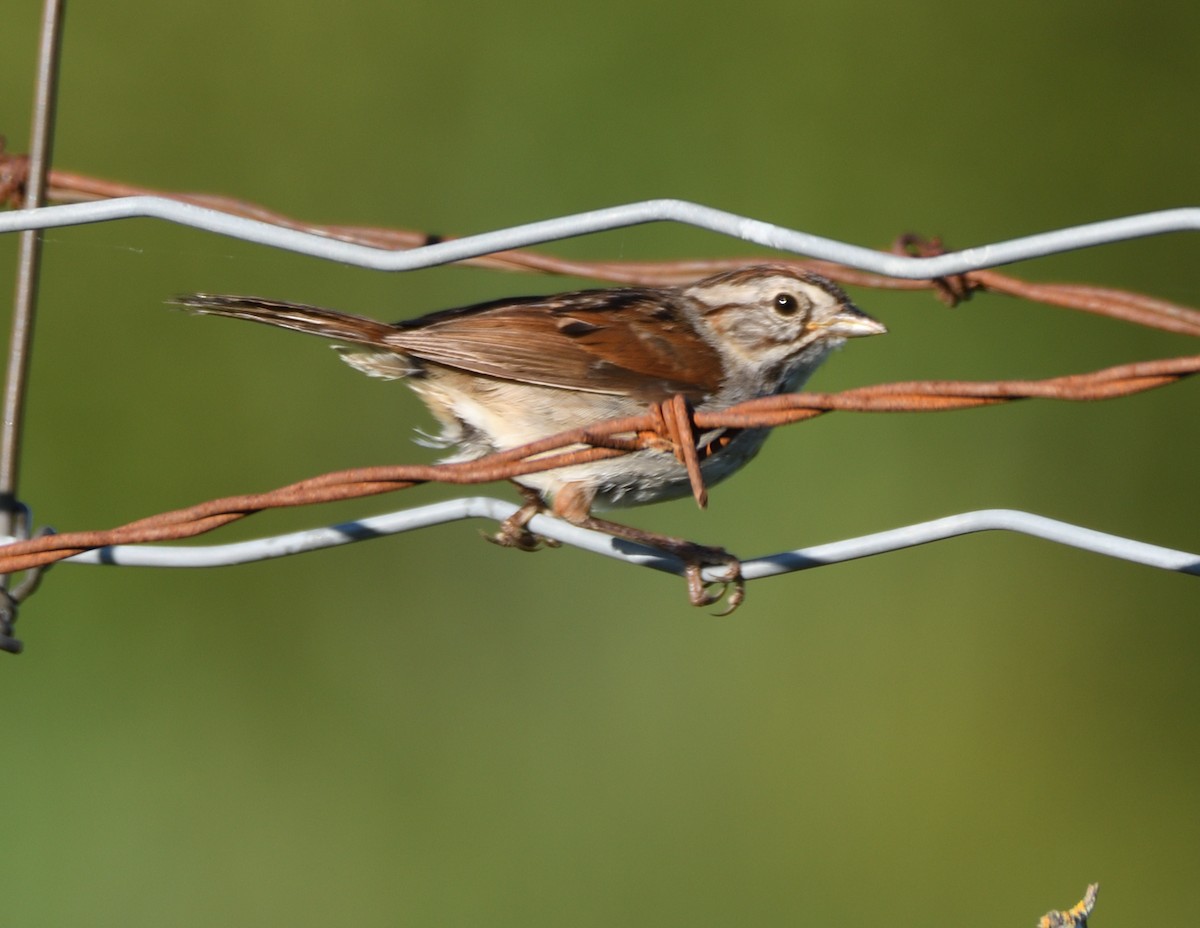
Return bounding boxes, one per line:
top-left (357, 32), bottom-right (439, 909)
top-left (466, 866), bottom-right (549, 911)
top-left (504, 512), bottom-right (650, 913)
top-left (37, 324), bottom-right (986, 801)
top-left (2, 145), bottom-right (1199, 337)
top-left (0, 352), bottom-right (1194, 575)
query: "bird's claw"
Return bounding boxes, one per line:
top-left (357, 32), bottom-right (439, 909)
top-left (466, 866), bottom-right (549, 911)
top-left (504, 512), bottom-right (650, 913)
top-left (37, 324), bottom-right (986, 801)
top-left (681, 546), bottom-right (745, 615)
top-left (486, 502), bottom-right (560, 552)
top-left (485, 525), bottom-right (559, 552)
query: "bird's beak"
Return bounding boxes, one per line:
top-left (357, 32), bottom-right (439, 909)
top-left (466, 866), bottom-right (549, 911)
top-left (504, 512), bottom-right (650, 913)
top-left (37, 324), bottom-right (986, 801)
top-left (821, 304), bottom-right (887, 339)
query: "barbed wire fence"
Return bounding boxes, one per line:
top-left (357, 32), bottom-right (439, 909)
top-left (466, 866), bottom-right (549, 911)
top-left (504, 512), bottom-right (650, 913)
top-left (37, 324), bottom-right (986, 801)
top-left (1, 1), bottom-right (1197, 653)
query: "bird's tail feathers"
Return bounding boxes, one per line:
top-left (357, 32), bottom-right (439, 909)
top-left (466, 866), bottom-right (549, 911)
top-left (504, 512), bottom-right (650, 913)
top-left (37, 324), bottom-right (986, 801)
top-left (172, 294), bottom-right (398, 346)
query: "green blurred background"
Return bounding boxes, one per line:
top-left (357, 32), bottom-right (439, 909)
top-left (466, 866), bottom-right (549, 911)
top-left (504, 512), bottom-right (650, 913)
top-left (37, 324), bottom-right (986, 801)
top-left (2, 1), bottom-right (1197, 925)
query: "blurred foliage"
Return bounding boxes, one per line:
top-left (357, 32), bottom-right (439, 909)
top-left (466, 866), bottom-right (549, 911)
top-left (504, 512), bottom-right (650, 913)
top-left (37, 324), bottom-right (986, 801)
top-left (1, 0), bottom-right (1197, 925)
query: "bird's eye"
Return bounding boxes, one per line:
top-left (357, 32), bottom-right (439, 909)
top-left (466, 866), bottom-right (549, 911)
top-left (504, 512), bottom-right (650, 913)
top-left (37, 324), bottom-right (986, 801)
top-left (773, 293), bottom-right (799, 315)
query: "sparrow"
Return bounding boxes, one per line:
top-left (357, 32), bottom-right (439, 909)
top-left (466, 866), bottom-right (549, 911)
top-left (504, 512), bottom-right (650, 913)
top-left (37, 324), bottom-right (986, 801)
top-left (175, 265), bottom-right (885, 608)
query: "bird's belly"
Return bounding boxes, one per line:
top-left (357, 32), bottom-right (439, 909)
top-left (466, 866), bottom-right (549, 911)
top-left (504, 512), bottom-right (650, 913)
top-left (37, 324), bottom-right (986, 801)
top-left (514, 427), bottom-right (772, 510)
top-left (410, 371), bottom-right (776, 511)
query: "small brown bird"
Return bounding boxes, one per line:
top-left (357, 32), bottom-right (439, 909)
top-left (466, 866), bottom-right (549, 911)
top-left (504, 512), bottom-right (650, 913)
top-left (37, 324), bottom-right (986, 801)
top-left (176, 265), bottom-right (885, 608)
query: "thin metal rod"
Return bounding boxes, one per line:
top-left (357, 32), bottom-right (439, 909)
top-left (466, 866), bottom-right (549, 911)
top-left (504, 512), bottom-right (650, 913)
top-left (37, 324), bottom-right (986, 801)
top-left (51, 501), bottom-right (1200, 580)
top-left (0, 197), bottom-right (1197, 280)
top-left (0, 0), bottom-right (66, 542)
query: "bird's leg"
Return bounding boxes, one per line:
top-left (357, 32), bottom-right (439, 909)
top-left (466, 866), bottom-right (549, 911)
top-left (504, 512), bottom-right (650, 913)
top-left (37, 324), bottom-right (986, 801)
top-left (551, 483), bottom-right (744, 613)
top-left (486, 482), bottom-right (560, 552)
top-left (580, 516), bottom-right (745, 613)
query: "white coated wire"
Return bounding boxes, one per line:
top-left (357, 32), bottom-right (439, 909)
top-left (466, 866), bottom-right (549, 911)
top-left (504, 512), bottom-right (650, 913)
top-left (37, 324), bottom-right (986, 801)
top-left (0, 197), bottom-right (1197, 278)
top-left (25, 503), bottom-right (1198, 582)
top-left (0, 197), bottom-right (1196, 585)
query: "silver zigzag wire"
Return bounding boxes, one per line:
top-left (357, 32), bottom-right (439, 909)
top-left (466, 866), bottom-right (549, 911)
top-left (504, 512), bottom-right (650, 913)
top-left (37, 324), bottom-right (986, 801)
top-left (43, 502), bottom-right (1200, 581)
top-left (0, 196), bottom-right (1197, 278)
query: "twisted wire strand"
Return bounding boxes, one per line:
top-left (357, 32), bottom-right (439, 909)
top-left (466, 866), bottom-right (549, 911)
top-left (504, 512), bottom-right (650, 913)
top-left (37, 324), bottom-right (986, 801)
top-left (2, 157), bottom-right (1198, 336)
top-left (0, 352), bottom-right (1193, 576)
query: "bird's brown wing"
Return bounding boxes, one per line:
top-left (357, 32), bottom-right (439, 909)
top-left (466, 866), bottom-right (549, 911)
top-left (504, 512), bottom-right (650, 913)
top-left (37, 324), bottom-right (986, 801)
top-left (385, 289), bottom-right (724, 402)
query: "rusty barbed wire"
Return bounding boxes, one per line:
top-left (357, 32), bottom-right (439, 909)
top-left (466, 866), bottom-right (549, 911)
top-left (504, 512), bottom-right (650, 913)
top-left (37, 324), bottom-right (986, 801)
top-left (0, 352), bottom-right (1194, 576)
top-left (2, 144), bottom-right (1200, 337)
